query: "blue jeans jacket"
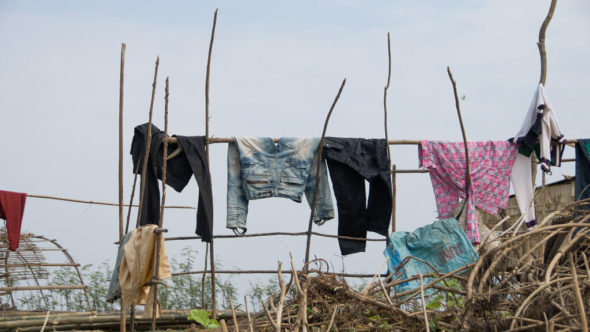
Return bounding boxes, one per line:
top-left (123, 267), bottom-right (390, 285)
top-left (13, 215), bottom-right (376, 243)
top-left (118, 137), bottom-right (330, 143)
top-left (227, 137), bottom-right (335, 231)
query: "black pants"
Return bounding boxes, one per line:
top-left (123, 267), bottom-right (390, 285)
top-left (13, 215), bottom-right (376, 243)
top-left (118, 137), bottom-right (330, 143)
top-left (576, 139), bottom-right (590, 206)
top-left (131, 123), bottom-right (214, 242)
top-left (323, 137), bottom-right (392, 255)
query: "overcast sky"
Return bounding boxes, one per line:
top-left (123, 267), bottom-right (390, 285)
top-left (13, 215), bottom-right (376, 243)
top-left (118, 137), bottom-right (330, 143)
top-left (1, 0), bottom-right (589, 301)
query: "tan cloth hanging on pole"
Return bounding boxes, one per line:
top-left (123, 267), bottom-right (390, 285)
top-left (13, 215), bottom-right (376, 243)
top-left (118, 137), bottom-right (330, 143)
top-left (119, 224), bottom-right (171, 318)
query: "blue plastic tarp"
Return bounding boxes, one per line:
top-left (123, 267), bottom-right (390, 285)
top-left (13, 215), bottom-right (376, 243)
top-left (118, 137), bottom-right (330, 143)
top-left (383, 218), bottom-right (478, 294)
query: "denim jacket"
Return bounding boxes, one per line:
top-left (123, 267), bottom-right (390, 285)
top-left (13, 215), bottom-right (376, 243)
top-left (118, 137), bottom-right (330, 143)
top-left (227, 137), bottom-right (335, 232)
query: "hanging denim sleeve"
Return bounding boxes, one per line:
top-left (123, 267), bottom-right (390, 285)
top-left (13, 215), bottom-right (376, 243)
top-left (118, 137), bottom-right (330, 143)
top-left (304, 142), bottom-right (335, 225)
top-left (226, 141), bottom-right (249, 231)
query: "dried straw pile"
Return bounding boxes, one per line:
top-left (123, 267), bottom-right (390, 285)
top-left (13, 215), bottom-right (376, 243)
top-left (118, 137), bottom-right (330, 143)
top-left (244, 200), bottom-right (590, 331)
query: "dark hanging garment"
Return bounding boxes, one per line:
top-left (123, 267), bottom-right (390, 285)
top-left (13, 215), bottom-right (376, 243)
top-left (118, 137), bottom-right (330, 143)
top-left (130, 124), bottom-right (164, 227)
top-left (322, 137), bottom-right (392, 255)
top-left (130, 123), bottom-right (214, 242)
top-left (0, 190), bottom-right (27, 251)
top-left (575, 139), bottom-right (590, 206)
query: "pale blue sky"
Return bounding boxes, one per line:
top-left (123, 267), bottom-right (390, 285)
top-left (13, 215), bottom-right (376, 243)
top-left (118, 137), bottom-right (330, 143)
top-left (0, 0), bottom-right (588, 303)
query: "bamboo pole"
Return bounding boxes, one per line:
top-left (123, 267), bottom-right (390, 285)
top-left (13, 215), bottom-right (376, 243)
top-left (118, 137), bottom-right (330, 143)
top-left (150, 76), bottom-right (170, 332)
top-left (119, 42), bottom-right (126, 242)
top-left (304, 78), bottom-right (346, 270)
top-left (205, 8), bottom-right (219, 319)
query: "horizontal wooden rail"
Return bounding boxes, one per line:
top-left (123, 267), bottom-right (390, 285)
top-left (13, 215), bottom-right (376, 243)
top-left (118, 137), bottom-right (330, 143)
top-left (392, 169), bottom-right (428, 174)
top-left (172, 270), bottom-right (379, 278)
top-left (0, 285), bottom-right (87, 291)
top-left (28, 194), bottom-right (195, 209)
top-left (166, 137), bottom-right (580, 146)
top-left (2, 263), bottom-right (80, 268)
top-left (165, 137), bottom-right (422, 145)
top-left (164, 231), bottom-right (386, 242)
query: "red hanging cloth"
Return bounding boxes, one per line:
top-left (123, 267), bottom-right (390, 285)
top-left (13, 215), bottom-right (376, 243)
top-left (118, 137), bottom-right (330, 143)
top-left (0, 190), bottom-right (27, 251)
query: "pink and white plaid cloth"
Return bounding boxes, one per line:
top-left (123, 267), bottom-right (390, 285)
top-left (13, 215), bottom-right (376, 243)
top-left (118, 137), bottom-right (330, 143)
top-left (419, 140), bottom-right (517, 244)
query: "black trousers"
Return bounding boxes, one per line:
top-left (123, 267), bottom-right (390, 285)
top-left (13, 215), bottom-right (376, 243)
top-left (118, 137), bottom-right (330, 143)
top-left (323, 137), bottom-right (392, 255)
top-left (131, 123), bottom-right (214, 242)
top-left (576, 139), bottom-right (590, 206)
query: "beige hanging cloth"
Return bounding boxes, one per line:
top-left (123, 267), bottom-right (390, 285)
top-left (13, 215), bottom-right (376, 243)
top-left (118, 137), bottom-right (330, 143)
top-left (119, 224), bottom-right (171, 318)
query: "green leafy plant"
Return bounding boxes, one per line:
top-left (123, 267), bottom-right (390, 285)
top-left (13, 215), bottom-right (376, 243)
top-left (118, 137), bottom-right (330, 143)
top-left (187, 309), bottom-right (220, 329)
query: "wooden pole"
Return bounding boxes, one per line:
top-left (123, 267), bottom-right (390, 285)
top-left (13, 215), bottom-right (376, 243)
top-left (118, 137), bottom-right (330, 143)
top-left (383, 32), bottom-right (394, 233)
top-left (125, 55), bottom-right (159, 332)
top-left (201, 243), bottom-right (209, 309)
top-left (119, 42), bottom-right (126, 242)
top-left (150, 77), bottom-right (170, 332)
top-left (304, 78), bottom-right (346, 270)
top-left (392, 164), bottom-right (397, 232)
top-left (205, 8), bottom-right (218, 319)
top-left (537, 0), bottom-right (557, 225)
top-left (538, 0), bottom-right (558, 86)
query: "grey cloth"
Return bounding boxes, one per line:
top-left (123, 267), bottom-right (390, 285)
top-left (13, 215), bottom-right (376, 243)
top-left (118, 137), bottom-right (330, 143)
top-left (106, 232), bottom-right (132, 303)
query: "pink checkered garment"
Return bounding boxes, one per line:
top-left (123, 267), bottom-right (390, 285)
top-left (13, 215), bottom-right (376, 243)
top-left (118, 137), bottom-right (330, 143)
top-left (419, 140), bottom-right (517, 244)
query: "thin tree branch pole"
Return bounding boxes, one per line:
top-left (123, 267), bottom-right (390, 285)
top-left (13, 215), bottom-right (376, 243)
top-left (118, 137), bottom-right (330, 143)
top-left (568, 253), bottom-right (588, 332)
top-left (27, 194), bottom-right (194, 210)
top-left (538, 0), bottom-right (558, 85)
top-left (136, 56), bottom-right (160, 228)
top-left (446, 67), bottom-right (471, 199)
top-left (205, 8), bottom-right (218, 319)
top-left (151, 77), bottom-right (170, 332)
top-left (304, 78), bottom-right (347, 271)
top-left (383, 32), bottom-right (395, 233)
top-left (125, 167), bottom-right (140, 236)
top-left (119, 42), bottom-right (126, 242)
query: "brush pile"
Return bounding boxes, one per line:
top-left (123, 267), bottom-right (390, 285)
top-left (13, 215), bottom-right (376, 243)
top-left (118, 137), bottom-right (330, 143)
top-left (244, 200), bottom-right (590, 331)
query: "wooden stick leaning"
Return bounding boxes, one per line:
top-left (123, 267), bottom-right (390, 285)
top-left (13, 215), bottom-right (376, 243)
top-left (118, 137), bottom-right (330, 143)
top-left (304, 78), bottom-right (347, 269)
top-left (135, 56), bottom-right (160, 228)
top-left (446, 67), bottom-right (471, 209)
top-left (205, 8), bottom-right (219, 319)
top-left (150, 76), bottom-right (170, 332)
